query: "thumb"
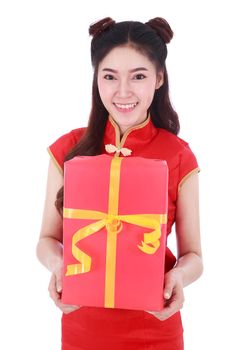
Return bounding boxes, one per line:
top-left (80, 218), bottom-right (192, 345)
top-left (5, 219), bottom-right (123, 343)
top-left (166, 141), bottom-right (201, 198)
top-left (56, 273), bottom-right (63, 293)
top-left (164, 277), bottom-right (174, 300)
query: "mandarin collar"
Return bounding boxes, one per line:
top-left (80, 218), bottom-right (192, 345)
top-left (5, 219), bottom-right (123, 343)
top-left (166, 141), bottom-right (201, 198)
top-left (103, 114), bottom-right (158, 157)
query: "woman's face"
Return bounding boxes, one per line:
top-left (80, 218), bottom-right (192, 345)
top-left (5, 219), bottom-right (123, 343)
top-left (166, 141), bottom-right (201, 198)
top-left (97, 45), bottom-right (164, 135)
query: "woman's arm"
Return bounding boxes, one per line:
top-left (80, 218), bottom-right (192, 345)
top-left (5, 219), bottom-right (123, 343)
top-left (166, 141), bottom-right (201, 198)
top-left (36, 159), bottom-right (80, 313)
top-left (174, 171), bottom-right (203, 286)
top-left (146, 172), bottom-right (203, 320)
top-left (36, 159), bottom-right (63, 274)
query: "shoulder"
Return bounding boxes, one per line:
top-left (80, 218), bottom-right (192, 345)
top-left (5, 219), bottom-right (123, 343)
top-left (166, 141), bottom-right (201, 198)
top-left (47, 126), bottom-right (87, 174)
top-left (155, 128), bottom-right (195, 162)
top-left (157, 128), bottom-right (189, 151)
top-left (155, 128), bottom-right (199, 189)
top-left (70, 127), bottom-right (87, 141)
top-left (57, 126), bottom-right (87, 145)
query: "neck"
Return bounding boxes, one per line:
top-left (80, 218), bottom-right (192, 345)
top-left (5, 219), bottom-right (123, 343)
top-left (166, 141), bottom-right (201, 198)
top-left (113, 113), bottom-right (150, 137)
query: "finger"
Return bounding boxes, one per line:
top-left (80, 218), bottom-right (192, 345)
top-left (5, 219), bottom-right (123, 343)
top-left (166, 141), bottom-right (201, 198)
top-left (55, 300), bottom-right (80, 314)
top-left (48, 274), bottom-right (61, 302)
top-left (163, 277), bottom-right (175, 300)
top-left (150, 303), bottom-right (178, 321)
top-left (56, 273), bottom-right (62, 293)
top-left (160, 292), bottom-right (185, 320)
top-left (145, 310), bottom-right (155, 315)
top-left (54, 296), bottom-right (80, 310)
top-left (144, 310), bottom-right (164, 321)
top-left (161, 302), bottom-right (178, 319)
top-left (62, 305), bottom-right (80, 314)
top-left (48, 274), bottom-right (55, 296)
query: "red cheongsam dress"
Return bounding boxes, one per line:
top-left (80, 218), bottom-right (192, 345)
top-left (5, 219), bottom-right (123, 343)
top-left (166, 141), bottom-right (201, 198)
top-left (48, 114), bottom-right (199, 350)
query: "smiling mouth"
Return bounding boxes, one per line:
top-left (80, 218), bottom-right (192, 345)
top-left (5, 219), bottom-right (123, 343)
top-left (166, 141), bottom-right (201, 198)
top-left (113, 102), bottom-right (139, 110)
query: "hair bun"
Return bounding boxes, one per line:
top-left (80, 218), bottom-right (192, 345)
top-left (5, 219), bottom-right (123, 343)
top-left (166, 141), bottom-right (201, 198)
top-left (89, 17), bottom-right (115, 37)
top-left (145, 17), bottom-right (173, 44)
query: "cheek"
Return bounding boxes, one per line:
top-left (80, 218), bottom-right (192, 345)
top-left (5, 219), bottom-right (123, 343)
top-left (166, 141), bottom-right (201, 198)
top-left (137, 84), bottom-right (156, 104)
top-left (97, 79), bottom-right (112, 102)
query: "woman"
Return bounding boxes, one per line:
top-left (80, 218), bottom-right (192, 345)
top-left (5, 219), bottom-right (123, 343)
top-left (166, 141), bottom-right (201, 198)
top-left (37, 17), bottom-right (203, 350)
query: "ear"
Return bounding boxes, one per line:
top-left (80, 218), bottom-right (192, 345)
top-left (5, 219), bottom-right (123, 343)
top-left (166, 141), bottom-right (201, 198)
top-left (155, 71), bottom-right (164, 90)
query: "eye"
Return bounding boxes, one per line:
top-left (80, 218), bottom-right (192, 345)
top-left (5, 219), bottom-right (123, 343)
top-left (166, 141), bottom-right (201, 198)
top-left (104, 74), bottom-right (115, 80)
top-left (134, 74), bottom-right (146, 80)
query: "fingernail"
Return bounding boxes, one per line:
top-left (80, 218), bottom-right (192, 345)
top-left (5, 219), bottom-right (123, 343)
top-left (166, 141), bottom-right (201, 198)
top-left (164, 292), bottom-right (170, 299)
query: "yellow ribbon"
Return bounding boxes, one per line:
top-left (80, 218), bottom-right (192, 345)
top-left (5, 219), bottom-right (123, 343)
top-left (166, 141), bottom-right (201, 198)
top-left (63, 157), bottom-right (167, 308)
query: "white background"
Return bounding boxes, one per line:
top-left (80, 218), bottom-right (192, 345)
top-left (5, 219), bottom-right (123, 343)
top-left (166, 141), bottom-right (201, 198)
top-left (1, 0), bottom-right (243, 349)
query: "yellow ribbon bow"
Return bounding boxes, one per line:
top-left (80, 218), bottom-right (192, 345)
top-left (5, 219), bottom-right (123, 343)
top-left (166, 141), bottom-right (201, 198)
top-left (105, 143), bottom-right (132, 156)
top-left (63, 156), bottom-right (167, 307)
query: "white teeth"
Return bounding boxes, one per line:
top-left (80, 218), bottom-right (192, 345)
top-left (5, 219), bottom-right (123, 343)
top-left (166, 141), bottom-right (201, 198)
top-left (114, 103), bottom-right (137, 109)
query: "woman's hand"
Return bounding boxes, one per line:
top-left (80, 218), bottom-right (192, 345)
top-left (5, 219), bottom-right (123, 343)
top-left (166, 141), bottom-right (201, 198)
top-left (145, 268), bottom-right (185, 321)
top-left (48, 263), bottom-right (80, 314)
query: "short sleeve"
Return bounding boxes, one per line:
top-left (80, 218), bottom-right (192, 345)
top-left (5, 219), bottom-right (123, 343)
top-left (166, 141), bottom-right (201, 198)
top-left (178, 144), bottom-right (200, 191)
top-left (47, 128), bottom-right (86, 174)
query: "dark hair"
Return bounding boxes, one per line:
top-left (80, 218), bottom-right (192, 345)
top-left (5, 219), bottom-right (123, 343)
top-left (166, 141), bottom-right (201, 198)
top-left (55, 17), bottom-right (180, 216)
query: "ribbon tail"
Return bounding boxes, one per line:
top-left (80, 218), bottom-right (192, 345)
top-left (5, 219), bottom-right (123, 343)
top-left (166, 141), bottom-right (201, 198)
top-left (137, 238), bottom-right (160, 254)
top-left (66, 253), bottom-right (91, 275)
top-left (65, 219), bottom-right (107, 276)
top-left (138, 227), bottom-right (161, 254)
top-left (118, 214), bottom-right (163, 255)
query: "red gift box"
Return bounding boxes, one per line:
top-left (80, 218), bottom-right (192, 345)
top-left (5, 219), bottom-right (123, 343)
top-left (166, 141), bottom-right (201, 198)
top-left (62, 154), bottom-right (168, 311)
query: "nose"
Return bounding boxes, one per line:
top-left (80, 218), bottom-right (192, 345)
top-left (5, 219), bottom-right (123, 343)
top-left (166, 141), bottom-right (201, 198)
top-left (116, 79), bottom-right (132, 98)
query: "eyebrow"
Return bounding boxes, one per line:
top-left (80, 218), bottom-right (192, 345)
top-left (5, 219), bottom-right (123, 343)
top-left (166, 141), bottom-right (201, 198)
top-left (102, 67), bottom-right (148, 73)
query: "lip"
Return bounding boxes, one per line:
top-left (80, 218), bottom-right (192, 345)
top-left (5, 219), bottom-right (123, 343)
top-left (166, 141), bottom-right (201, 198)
top-left (113, 102), bottom-right (138, 105)
top-left (113, 102), bottom-right (139, 113)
